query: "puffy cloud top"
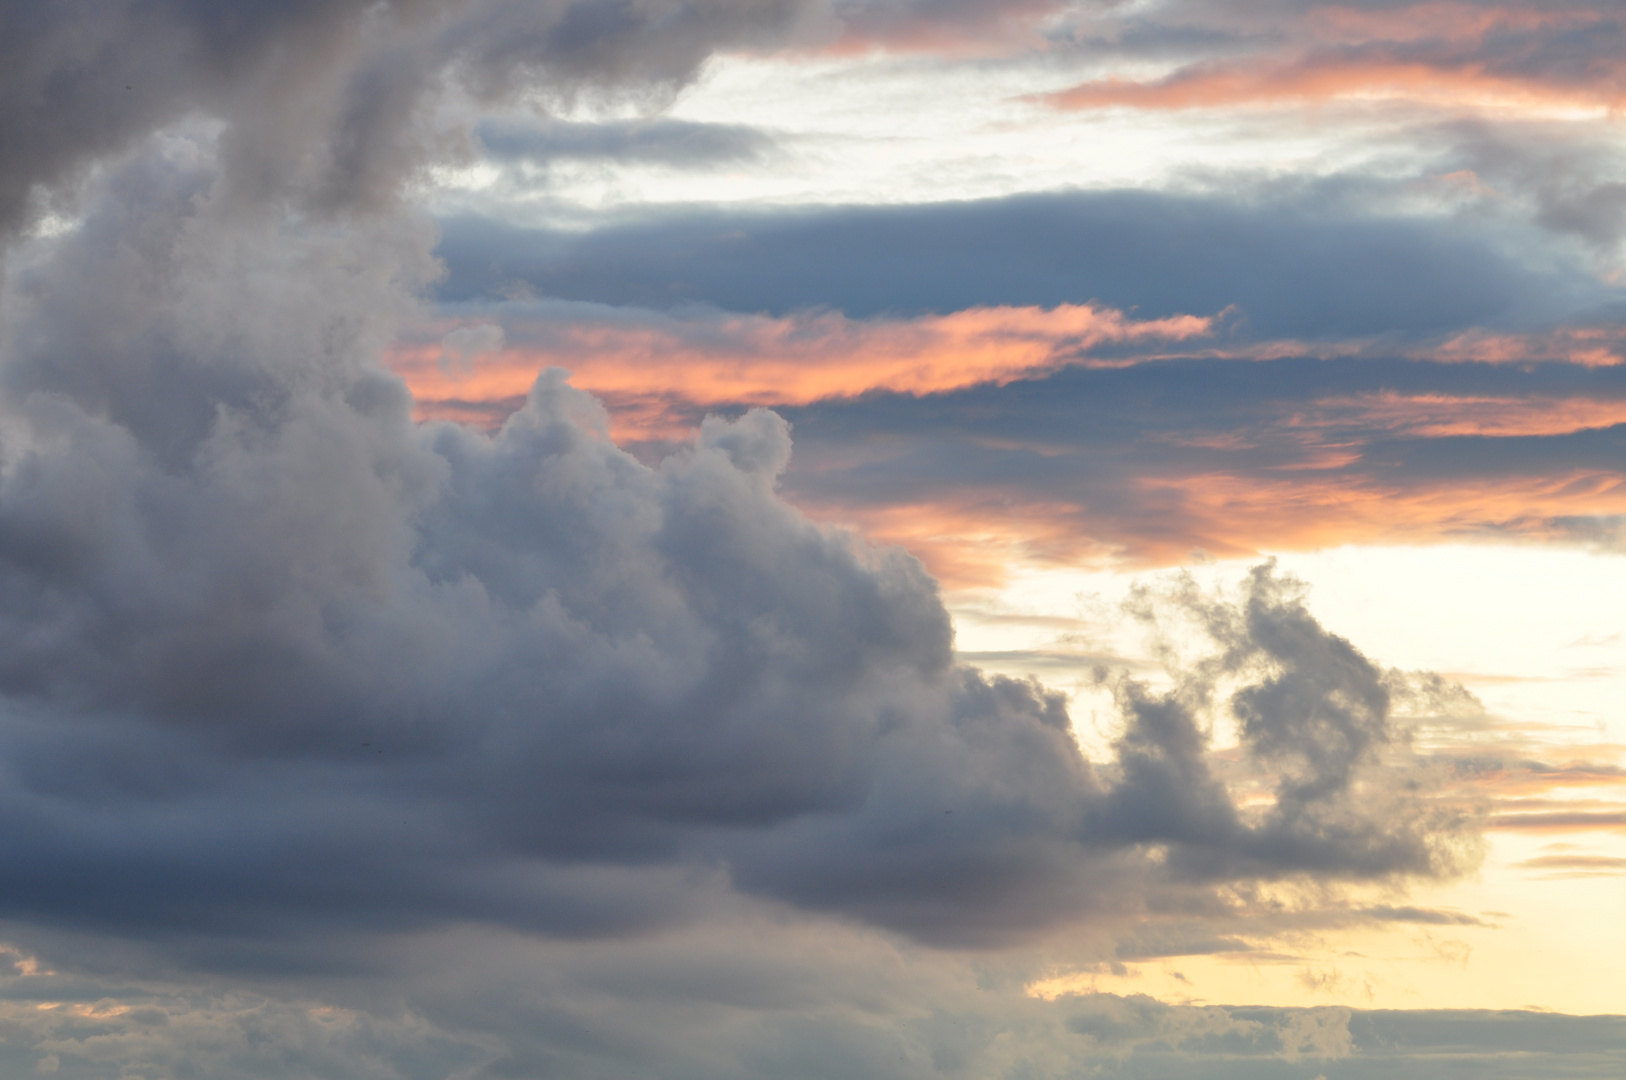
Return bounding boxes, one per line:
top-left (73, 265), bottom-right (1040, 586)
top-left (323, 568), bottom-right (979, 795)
top-left (0, 142), bottom-right (1480, 962)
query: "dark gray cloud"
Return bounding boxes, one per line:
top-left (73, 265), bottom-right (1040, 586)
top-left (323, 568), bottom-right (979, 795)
top-left (432, 188), bottom-right (1607, 339)
top-left (0, 145), bottom-right (1479, 968)
top-left (476, 116), bottom-right (775, 169)
top-left (6, 0), bottom-right (1138, 239)
top-left (0, 0), bottom-right (827, 235)
top-left (1433, 119), bottom-right (1626, 251)
top-left (0, 1), bottom-right (1605, 1074)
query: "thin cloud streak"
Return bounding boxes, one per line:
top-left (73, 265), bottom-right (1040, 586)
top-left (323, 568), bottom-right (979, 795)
top-left (390, 301), bottom-right (1217, 438)
top-left (1040, 59), bottom-right (1625, 115)
top-left (1041, 2), bottom-right (1626, 114)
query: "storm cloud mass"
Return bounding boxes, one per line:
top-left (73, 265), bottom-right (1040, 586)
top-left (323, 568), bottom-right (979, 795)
top-left (0, 132), bottom-right (1473, 954)
top-left (0, 0), bottom-right (1617, 1077)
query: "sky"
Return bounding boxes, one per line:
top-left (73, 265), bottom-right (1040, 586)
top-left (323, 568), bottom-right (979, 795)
top-left (1, 1), bottom-right (1624, 1078)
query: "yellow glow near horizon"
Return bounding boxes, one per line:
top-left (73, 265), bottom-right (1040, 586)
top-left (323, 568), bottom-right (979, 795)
top-left (955, 542), bottom-right (1626, 1015)
top-left (1027, 830), bottom-right (1626, 1015)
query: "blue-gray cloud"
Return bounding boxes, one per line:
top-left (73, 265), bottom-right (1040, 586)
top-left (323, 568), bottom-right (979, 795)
top-left (0, 143), bottom-right (1478, 967)
top-left (476, 116), bottom-right (775, 169)
top-left (0, 1), bottom-right (1614, 1075)
top-left (433, 188), bottom-right (1611, 339)
top-left (767, 354), bottom-right (1626, 561)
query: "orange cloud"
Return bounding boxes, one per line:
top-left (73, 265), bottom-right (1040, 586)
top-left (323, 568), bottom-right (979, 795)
top-left (1487, 810), bottom-right (1626, 832)
top-left (1414, 326), bottom-right (1626, 368)
top-left (1515, 854), bottom-right (1626, 870)
top-left (390, 305), bottom-right (1626, 590)
top-left (1040, 58), bottom-right (1622, 114)
top-left (786, 455), bottom-right (1626, 589)
top-left (389, 302), bottom-right (1215, 440)
top-left (1291, 392), bottom-right (1626, 439)
top-left (1037, 4), bottom-right (1626, 115)
top-left (1143, 467), bottom-right (1626, 554)
top-left (786, 497), bottom-right (1134, 590)
top-left (393, 310), bottom-right (1626, 448)
top-left (1305, 2), bottom-right (1587, 43)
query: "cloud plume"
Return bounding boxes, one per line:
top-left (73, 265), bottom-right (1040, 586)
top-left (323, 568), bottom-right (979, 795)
top-left (0, 136), bottom-right (1483, 965)
top-left (1, 1), bottom-right (1581, 1074)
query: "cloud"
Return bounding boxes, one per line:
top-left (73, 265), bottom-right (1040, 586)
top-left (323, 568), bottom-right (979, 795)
top-left (433, 187), bottom-right (1602, 339)
top-left (6, 920), bottom-right (1623, 1080)
top-left (1, 1), bottom-right (1614, 1073)
top-left (476, 116), bottom-right (776, 169)
top-left (0, 0), bottom-right (836, 237)
top-left (6, 0), bottom-right (1158, 240)
top-left (0, 140), bottom-right (1488, 973)
top-left (389, 298), bottom-right (1216, 438)
top-left (761, 354), bottom-right (1626, 581)
top-left (1040, 3), bottom-right (1626, 113)
top-left (1039, 55), bottom-right (1617, 115)
top-left (1516, 854), bottom-right (1626, 872)
top-left (1433, 120), bottom-right (1626, 252)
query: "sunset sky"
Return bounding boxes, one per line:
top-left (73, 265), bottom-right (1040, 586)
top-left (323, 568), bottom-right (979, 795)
top-left (2, 1), bottom-right (1625, 1077)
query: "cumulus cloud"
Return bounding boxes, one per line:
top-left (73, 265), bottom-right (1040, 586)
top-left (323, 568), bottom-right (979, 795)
top-left (0, 130), bottom-right (1484, 965)
top-left (0, 155), bottom-right (1500, 1073)
top-left (0, 0), bottom-right (1551, 1074)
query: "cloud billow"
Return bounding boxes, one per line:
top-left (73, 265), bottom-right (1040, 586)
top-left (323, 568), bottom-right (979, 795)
top-left (0, 2), bottom-right (1550, 1074)
top-left (0, 143), bottom-right (1481, 962)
